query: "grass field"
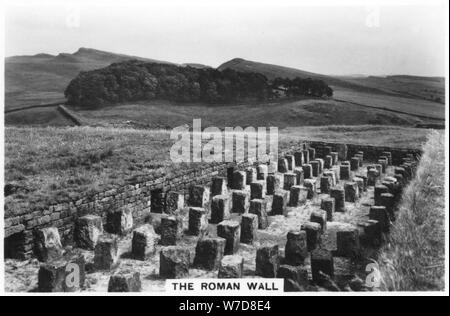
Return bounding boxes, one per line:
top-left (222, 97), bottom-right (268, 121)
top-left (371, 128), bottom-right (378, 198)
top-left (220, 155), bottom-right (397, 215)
top-left (4, 125), bottom-right (431, 218)
top-left (333, 89), bottom-right (445, 120)
top-left (378, 131), bottom-right (446, 291)
top-left (66, 98), bottom-right (432, 130)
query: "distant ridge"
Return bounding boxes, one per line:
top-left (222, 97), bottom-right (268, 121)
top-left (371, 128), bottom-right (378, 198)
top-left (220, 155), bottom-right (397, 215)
top-left (5, 48), bottom-right (172, 109)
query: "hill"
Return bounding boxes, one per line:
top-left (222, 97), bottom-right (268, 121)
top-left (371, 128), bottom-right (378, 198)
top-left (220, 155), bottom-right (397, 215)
top-left (218, 58), bottom-right (398, 95)
top-left (5, 48), bottom-right (171, 110)
top-left (218, 58), bottom-right (445, 120)
top-left (338, 75), bottom-right (445, 104)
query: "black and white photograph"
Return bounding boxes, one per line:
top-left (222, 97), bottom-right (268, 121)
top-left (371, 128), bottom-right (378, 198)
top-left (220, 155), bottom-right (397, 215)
top-left (1, 0), bottom-right (448, 299)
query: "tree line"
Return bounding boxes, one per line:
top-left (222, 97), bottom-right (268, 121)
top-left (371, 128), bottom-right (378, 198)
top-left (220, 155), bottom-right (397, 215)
top-left (65, 60), bottom-right (333, 107)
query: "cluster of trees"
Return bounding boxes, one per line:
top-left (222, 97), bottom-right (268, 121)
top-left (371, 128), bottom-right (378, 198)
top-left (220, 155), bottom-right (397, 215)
top-left (271, 77), bottom-right (333, 98)
top-left (65, 60), bottom-right (333, 107)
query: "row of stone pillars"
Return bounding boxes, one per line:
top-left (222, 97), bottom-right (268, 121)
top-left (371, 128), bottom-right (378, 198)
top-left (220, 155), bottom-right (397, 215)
top-left (32, 144), bottom-right (418, 292)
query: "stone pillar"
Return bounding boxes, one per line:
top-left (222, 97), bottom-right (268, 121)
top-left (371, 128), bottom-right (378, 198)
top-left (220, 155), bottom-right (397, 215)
top-left (330, 152), bottom-right (339, 165)
top-left (132, 225), bottom-right (157, 259)
top-left (34, 227), bottom-right (63, 263)
top-left (301, 222), bottom-right (322, 252)
top-left (246, 167), bottom-right (257, 185)
top-left (211, 195), bottom-right (231, 224)
top-left (369, 206), bottom-right (390, 233)
top-left (241, 214), bottom-right (259, 244)
top-left (367, 169), bottom-right (379, 186)
top-left (294, 168), bottom-right (305, 185)
top-left (330, 187), bottom-right (346, 212)
top-left (219, 255), bottom-right (244, 278)
top-left (211, 177), bottom-right (228, 197)
top-left (302, 150), bottom-right (310, 164)
top-left (106, 207), bottom-right (134, 235)
top-left (188, 207), bottom-right (208, 236)
top-left (94, 235), bottom-right (119, 270)
top-left (257, 165), bottom-right (269, 181)
top-left (320, 176), bottom-right (332, 194)
top-left (231, 190), bottom-right (250, 214)
top-left (250, 199), bottom-right (269, 229)
top-left (193, 237), bottom-right (226, 270)
top-left (165, 191), bottom-right (185, 214)
top-left (38, 251), bottom-right (86, 292)
top-left (277, 265), bottom-right (308, 292)
top-left (350, 157), bottom-right (360, 171)
top-left (294, 152), bottom-right (304, 167)
top-left (75, 215), bottom-right (103, 250)
top-left (344, 182), bottom-right (359, 202)
top-left (308, 148), bottom-right (316, 161)
top-left (227, 166), bottom-right (236, 188)
top-left (353, 178), bottom-right (364, 197)
top-left (302, 164), bottom-right (313, 179)
top-left (250, 181), bottom-right (266, 200)
top-left (378, 159), bottom-right (387, 173)
top-left (160, 246), bottom-right (190, 279)
top-left (189, 185), bottom-right (210, 208)
top-left (310, 161), bottom-right (320, 177)
top-left (284, 230), bottom-right (308, 266)
top-left (374, 185), bottom-right (389, 206)
top-left (232, 171), bottom-right (247, 190)
top-left (311, 249), bottom-right (334, 284)
top-left (160, 216), bottom-right (183, 246)
top-left (310, 210), bottom-right (327, 232)
top-left (108, 271), bottom-right (141, 292)
top-left (256, 243), bottom-right (280, 278)
top-left (382, 151), bottom-right (392, 165)
top-left (321, 198), bottom-right (335, 221)
top-left (217, 220), bottom-right (241, 255)
top-left (340, 165), bottom-right (351, 181)
top-left (289, 186), bottom-right (308, 207)
top-left (266, 174), bottom-right (280, 195)
top-left (355, 175), bottom-right (368, 192)
top-left (278, 158), bottom-right (289, 173)
top-left (303, 179), bottom-right (317, 199)
top-left (354, 154), bottom-right (364, 167)
top-left (323, 171), bottom-right (336, 186)
top-left (283, 173), bottom-right (297, 191)
top-left (324, 155), bottom-right (333, 169)
top-left (380, 193), bottom-right (395, 221)
top-left (272, 190), bottom-right (289, 215)
top-left (358, 219), bottom-right (382, 247)
top-left (285, 155), bottom-right (295, 171)
top-left (335, 224), bottom-right (360, 258)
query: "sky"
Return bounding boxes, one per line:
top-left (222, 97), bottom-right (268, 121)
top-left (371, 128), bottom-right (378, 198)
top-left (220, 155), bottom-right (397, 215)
top-left (4, 0), bottom-right (448, 76)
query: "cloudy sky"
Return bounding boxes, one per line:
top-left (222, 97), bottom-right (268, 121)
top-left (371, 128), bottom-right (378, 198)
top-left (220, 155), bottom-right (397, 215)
top-left (4, 0), bottom-right (448, 76)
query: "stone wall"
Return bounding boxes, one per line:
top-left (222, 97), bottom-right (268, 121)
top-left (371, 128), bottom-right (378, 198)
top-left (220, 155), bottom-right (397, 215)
top-left (4, 140), bottom-right (421, 259)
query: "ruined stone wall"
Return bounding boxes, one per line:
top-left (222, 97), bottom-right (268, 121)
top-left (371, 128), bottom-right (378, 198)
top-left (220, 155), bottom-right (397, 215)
top-left (4, 140), bottom-right (421, 259)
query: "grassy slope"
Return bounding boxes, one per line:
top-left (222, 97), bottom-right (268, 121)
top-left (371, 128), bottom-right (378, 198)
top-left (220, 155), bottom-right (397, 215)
top-left (5, 125), bottom-right (430, 217)
top-left (67, 99), bottom-right (430, 130)
top-left (333, 89), bottom-right (445, 120)
top-left (218, 58), bottom-right (445, 121)
top-left (5, 48), bottom-right (170, 110)
top-left (378, 131), bottom-right (446, 291)
top-left (340, 75), bottom-right (445, 104)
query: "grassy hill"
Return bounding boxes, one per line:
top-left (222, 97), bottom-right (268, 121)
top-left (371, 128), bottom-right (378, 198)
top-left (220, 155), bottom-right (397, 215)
top-left (340, 75), bottom-right (445, 104)
top-left (5, 48), bottom-right (171, 110)
top-left (378, 130), bottom-right (445, 291)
